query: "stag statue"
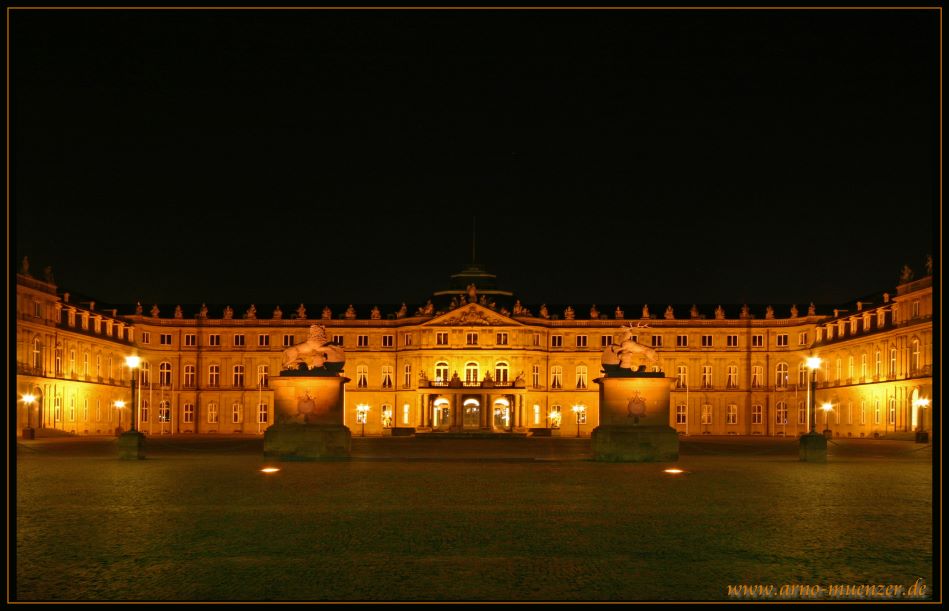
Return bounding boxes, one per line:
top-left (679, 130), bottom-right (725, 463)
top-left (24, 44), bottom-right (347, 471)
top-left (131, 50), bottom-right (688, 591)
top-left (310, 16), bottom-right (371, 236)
top-left (282, 325), bottom-right (345, 373)
top-left (601, 322), bottom-right (660, 375)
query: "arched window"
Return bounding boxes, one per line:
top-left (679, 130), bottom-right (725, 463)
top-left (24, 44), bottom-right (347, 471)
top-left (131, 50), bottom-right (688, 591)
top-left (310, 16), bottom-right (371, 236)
top-left (575, 365), bottom-right (588, 389)
top-left (184, 365), bottom-right (196, 387)
top-left (207, 402), bottom-right (219, 424)
top-left (550, 366), bottom-right (563, 389)
top-left (357, 365), bottom-right (368, 388)
top-left (257, 365), bottom-right (269, 388)
top-left (775, 363), bottom-right (789, 388)
top-left (727, 365), bottom-right (738, 388)
top-left (465, 361), bottom-right (479, 384)
top-left (751, 365), bottom-right (763, 389)
top-left (434, 361), bottom-right (449, 383)
top-left (381, 365), bottom-right (393, 389)
top-left (233, 365), bottom-right (245, 388)
top-left (159, 361), bottom-right (172, 386)
top-left (495, 361), bottom-right (509, 383)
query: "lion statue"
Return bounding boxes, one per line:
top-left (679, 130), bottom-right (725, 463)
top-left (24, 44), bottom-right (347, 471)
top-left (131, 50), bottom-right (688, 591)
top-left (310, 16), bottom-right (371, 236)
top-left (282, 325), bottom-right (346, 372)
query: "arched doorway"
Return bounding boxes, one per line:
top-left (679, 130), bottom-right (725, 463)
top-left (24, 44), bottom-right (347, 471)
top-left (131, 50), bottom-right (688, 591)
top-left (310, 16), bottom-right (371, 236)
top-left (493, 397), bottom-right (511, 431)
top-left (432, 397), bottom-right (451, 431)
top-left (463, 398), bottom-right (480, 429)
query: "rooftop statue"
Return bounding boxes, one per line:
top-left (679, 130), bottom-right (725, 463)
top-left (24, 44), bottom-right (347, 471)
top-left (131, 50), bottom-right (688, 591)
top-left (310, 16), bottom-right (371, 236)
top-left (590, 304), bottom-right (599, 319)
top-left (467, 283), bottom-right (477, 302)
top-left (20, 256), bottom-right (30, 276)
top-left (790, 304), bottom-right (799, 318)
top-left (690, 304), bottom-right (700, 319)
top-left (396, 303), bottom-right (408, 318)
top-left (615, 306), bottom-right (624, 320)
top-left (808, 302), bottom-right (816, 316)
top-left (245, 304), bottom-right (257, 319)
top-left (296, 303), bottom-right (307, 320)
top-left (642, 304), bottom-right (650, 319)
top-left (564, 306), bottom-right (575, 320)
top-left (273, 305), bottom-right (283, 320)
top-left (150, 304), bottom-right (160, 318)
top-left (223, 305), bottom-right (234, 319)
top-left (740, 304), bottom-right (751, 319)
top-left (344, 305), bottom-right (357, 319)
top-left (43, 265), bottom-right (55, 284)
top-left (715, 305), bottom-right (725, 320)
top-left (664, 305), bottom-right (674, 320)
top-left (513, 300), bottom-right (524, 315)
top-left (900, 265), bottom-right (914, 283)
top-left (765, 306), bottom-right (774, 319)
top-left (322, 306), bottom-right (332, 320)
top-left (370, 306), bottom-right (381, 320)
top-left (136, 302), bottom-right (143, 315)
top-left (282, 324), bottom-right (345, 374)
top-left (198, 303), bottom-right (208, 318)
top-left (174, 305), bottom-right (184, 319)
top-left (539, 304), bottom-right (549, 319)
top-left (926, 255), bottom-right (933, 275)
top-left (450, 296), bottom-right (459, 309)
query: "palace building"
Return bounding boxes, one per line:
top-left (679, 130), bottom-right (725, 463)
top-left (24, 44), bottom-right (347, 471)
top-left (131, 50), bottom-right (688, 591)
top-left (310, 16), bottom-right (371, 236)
top-left (15, 260), bottom-right (934, 439)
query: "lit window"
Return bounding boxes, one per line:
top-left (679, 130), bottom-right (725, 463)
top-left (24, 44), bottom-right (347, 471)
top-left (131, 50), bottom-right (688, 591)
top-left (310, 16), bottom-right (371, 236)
top-left (434, 362), bottom-right (449, 383)
top-left (159, 401), bottom-right (170, 423)
top-left (495, 362), bottom-right (509, 383)
top-left (549, 405), bottom-right (562, 429)
top-left (403, 404), bottom-right (410, 425)
top-left (533, 404), bottom-right (540, 425)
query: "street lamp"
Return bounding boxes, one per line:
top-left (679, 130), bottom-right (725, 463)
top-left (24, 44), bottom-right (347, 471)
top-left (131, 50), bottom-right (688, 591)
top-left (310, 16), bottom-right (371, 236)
top-left (820, 402), bottom-right (834, 437)
top-left (356, 404), bottom-right (370, 437)
top-left (805, 356), bottom-right (822, 434)
top-left (114, 399), bottom-right (126, 433)
top-left (21, 394), bottom-right (36, 439)
top-left (125, 355), bottom-right (141, 432)
top-left (571, 405), bottom-right (586, 438)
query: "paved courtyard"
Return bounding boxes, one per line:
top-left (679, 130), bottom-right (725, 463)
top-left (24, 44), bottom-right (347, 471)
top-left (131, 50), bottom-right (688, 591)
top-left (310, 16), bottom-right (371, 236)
top-left (15, 435), bottom-right (933, 601)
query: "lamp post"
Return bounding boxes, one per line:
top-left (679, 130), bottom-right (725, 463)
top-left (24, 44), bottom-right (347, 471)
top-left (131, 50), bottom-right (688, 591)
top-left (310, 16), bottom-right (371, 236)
top-left (114, 399), bottom-right (126, 435)
top-left (356, 404), bottom-right (370, 437)
top-left (805, 356), bottom-right (822, 434)
top-left (913, 397), bottom-right (930, 443)
top-left (820, 402), bottom-right (834, 438)
top-left (571, 405), bottom-right (585, 438)
top-left (21, 394), bottom-right (36, 439)
top-left (800, 356), bottom-right (828, 462)
top-left (125, 355), bottom-right (141, 432)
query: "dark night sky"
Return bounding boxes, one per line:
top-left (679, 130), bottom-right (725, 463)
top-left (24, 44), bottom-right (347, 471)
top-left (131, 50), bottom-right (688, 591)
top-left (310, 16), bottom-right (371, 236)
top-left (11, 9), bottom-right (939, 310)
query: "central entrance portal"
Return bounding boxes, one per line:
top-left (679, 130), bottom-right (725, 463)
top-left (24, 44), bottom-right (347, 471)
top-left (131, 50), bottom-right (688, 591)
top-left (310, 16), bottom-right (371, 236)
top-left (493, 398), bottom-right (511, 431)
top-left (463, 398), bottom-right (481, 429)
top-left (433, 398), bottom-right (451, 431)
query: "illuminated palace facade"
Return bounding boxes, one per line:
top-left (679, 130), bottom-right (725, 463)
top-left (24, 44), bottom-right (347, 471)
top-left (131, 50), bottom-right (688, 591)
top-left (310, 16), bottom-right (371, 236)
top-left (15, 262), bottom-right (934, 439)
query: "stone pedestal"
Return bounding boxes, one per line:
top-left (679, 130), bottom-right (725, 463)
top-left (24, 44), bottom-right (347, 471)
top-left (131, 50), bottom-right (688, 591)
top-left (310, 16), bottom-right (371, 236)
top-left (264, 374), bottom-right (352, 460)
top-left (21, 427), bottom-right (35, 440)
top-left (592, 374), bottom-right (679, 462)
top-left (799, 432), bottom-right (827, 462)
top-left (263, 423), bottom-right (351, 460)
top-left (118, 430), bottom-right (146, 460)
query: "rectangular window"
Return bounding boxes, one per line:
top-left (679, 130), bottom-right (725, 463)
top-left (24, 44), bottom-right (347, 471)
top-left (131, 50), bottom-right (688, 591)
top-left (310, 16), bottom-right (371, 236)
top-left (575, 366), bottom-right (588, 389)
top-left (752, 335), bottom-right (763, 348)
top-left (798, 332), bottom-right (808, 346)
top-left (777, 403), bottom-right (788, 425)
top-left (727, 335), bottom-right (738, 347)
top-left (357, 335), bottom-right (369, 347)
top-left (209, 365), bottom-right (220, 387)
top-left (751, 366), bottom-right (763, 388)
top-left (333, 335), bottom-right (344, 346)
top-left (466, 333), bottom-right (478, 345)
top-left (676, 335), bottom-right (688, 347)
top-left (184, 333), bottom-right (196, 347)
top-left (258, 404), bottom-right (268, 424)
top-left (159, 333), bottom-right (172, 345)
top-left (258, 334), bottom-right (270, 347)
top-left (207, 403), bottom-right (219, 424)
top-left (776, 334), bottom-right (789, 347)
top-left (799, 402), bottom-right (807, 425)
top-left (676, 404), bottom-right (687, 424)
top-left (382, 335), bottom-right (394, 348)
top-left (701, 366), bottom-right (713, 388)
top-left (702, 335), bottom-right (713, 347)
top-left (497, 332), bottom-right (509, 345)
top-left (533, 334), bottom-right (540, 347)
top-left (403, 404), bottom-right (410, 425)
top-left (676, 366), bottom-right (688, 389)
top-left (183, 403), bottom-right (195, 423)
top-left (403, 364), bottom-right (412, 388)
top-left (403, 333), bottom-right (413, 347)
top-left (533, 404), bottom-right (540, 425)
top-left (651, 335), bottom-right (662, 348)
top-left (234, 334), bottom-right (245, 346)
top-left (532, 365), bottom-right (540, 388)
top-left (436, 332), bottom-right (448, 346)
top-left (601, 335), bottom-right (613, 347)
top-left (232, 403), bottom-right (243, 424)
top-left (888, 398), bottom-right (896, 425)
top-left (575, 335), bottom-right (587, 348)
top-left (752, 404), bottom-right (763, 424)
top-left (283, 334), bottom-right (295, 347)
top-left (551, 335), bottom-right (563, 348)
top-left (141, 332), bottom-right (150, 344)
top-left (551, 367), bottom-right (562, 390)
top-left (209, 334), bottom-right (221, 346)
top-left (726, 404), bottom-right (738, 425)
top-left (701, 404), bottom-right (712, 425)
top-left (381, 366), bottom-right (393, 389)
top-left (550, 405), bottom-right (562, 429)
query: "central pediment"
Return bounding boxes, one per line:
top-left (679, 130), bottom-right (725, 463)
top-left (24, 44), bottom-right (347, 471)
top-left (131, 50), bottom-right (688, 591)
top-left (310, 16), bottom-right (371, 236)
top-left (423, 304), bottom-right (521, 327)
